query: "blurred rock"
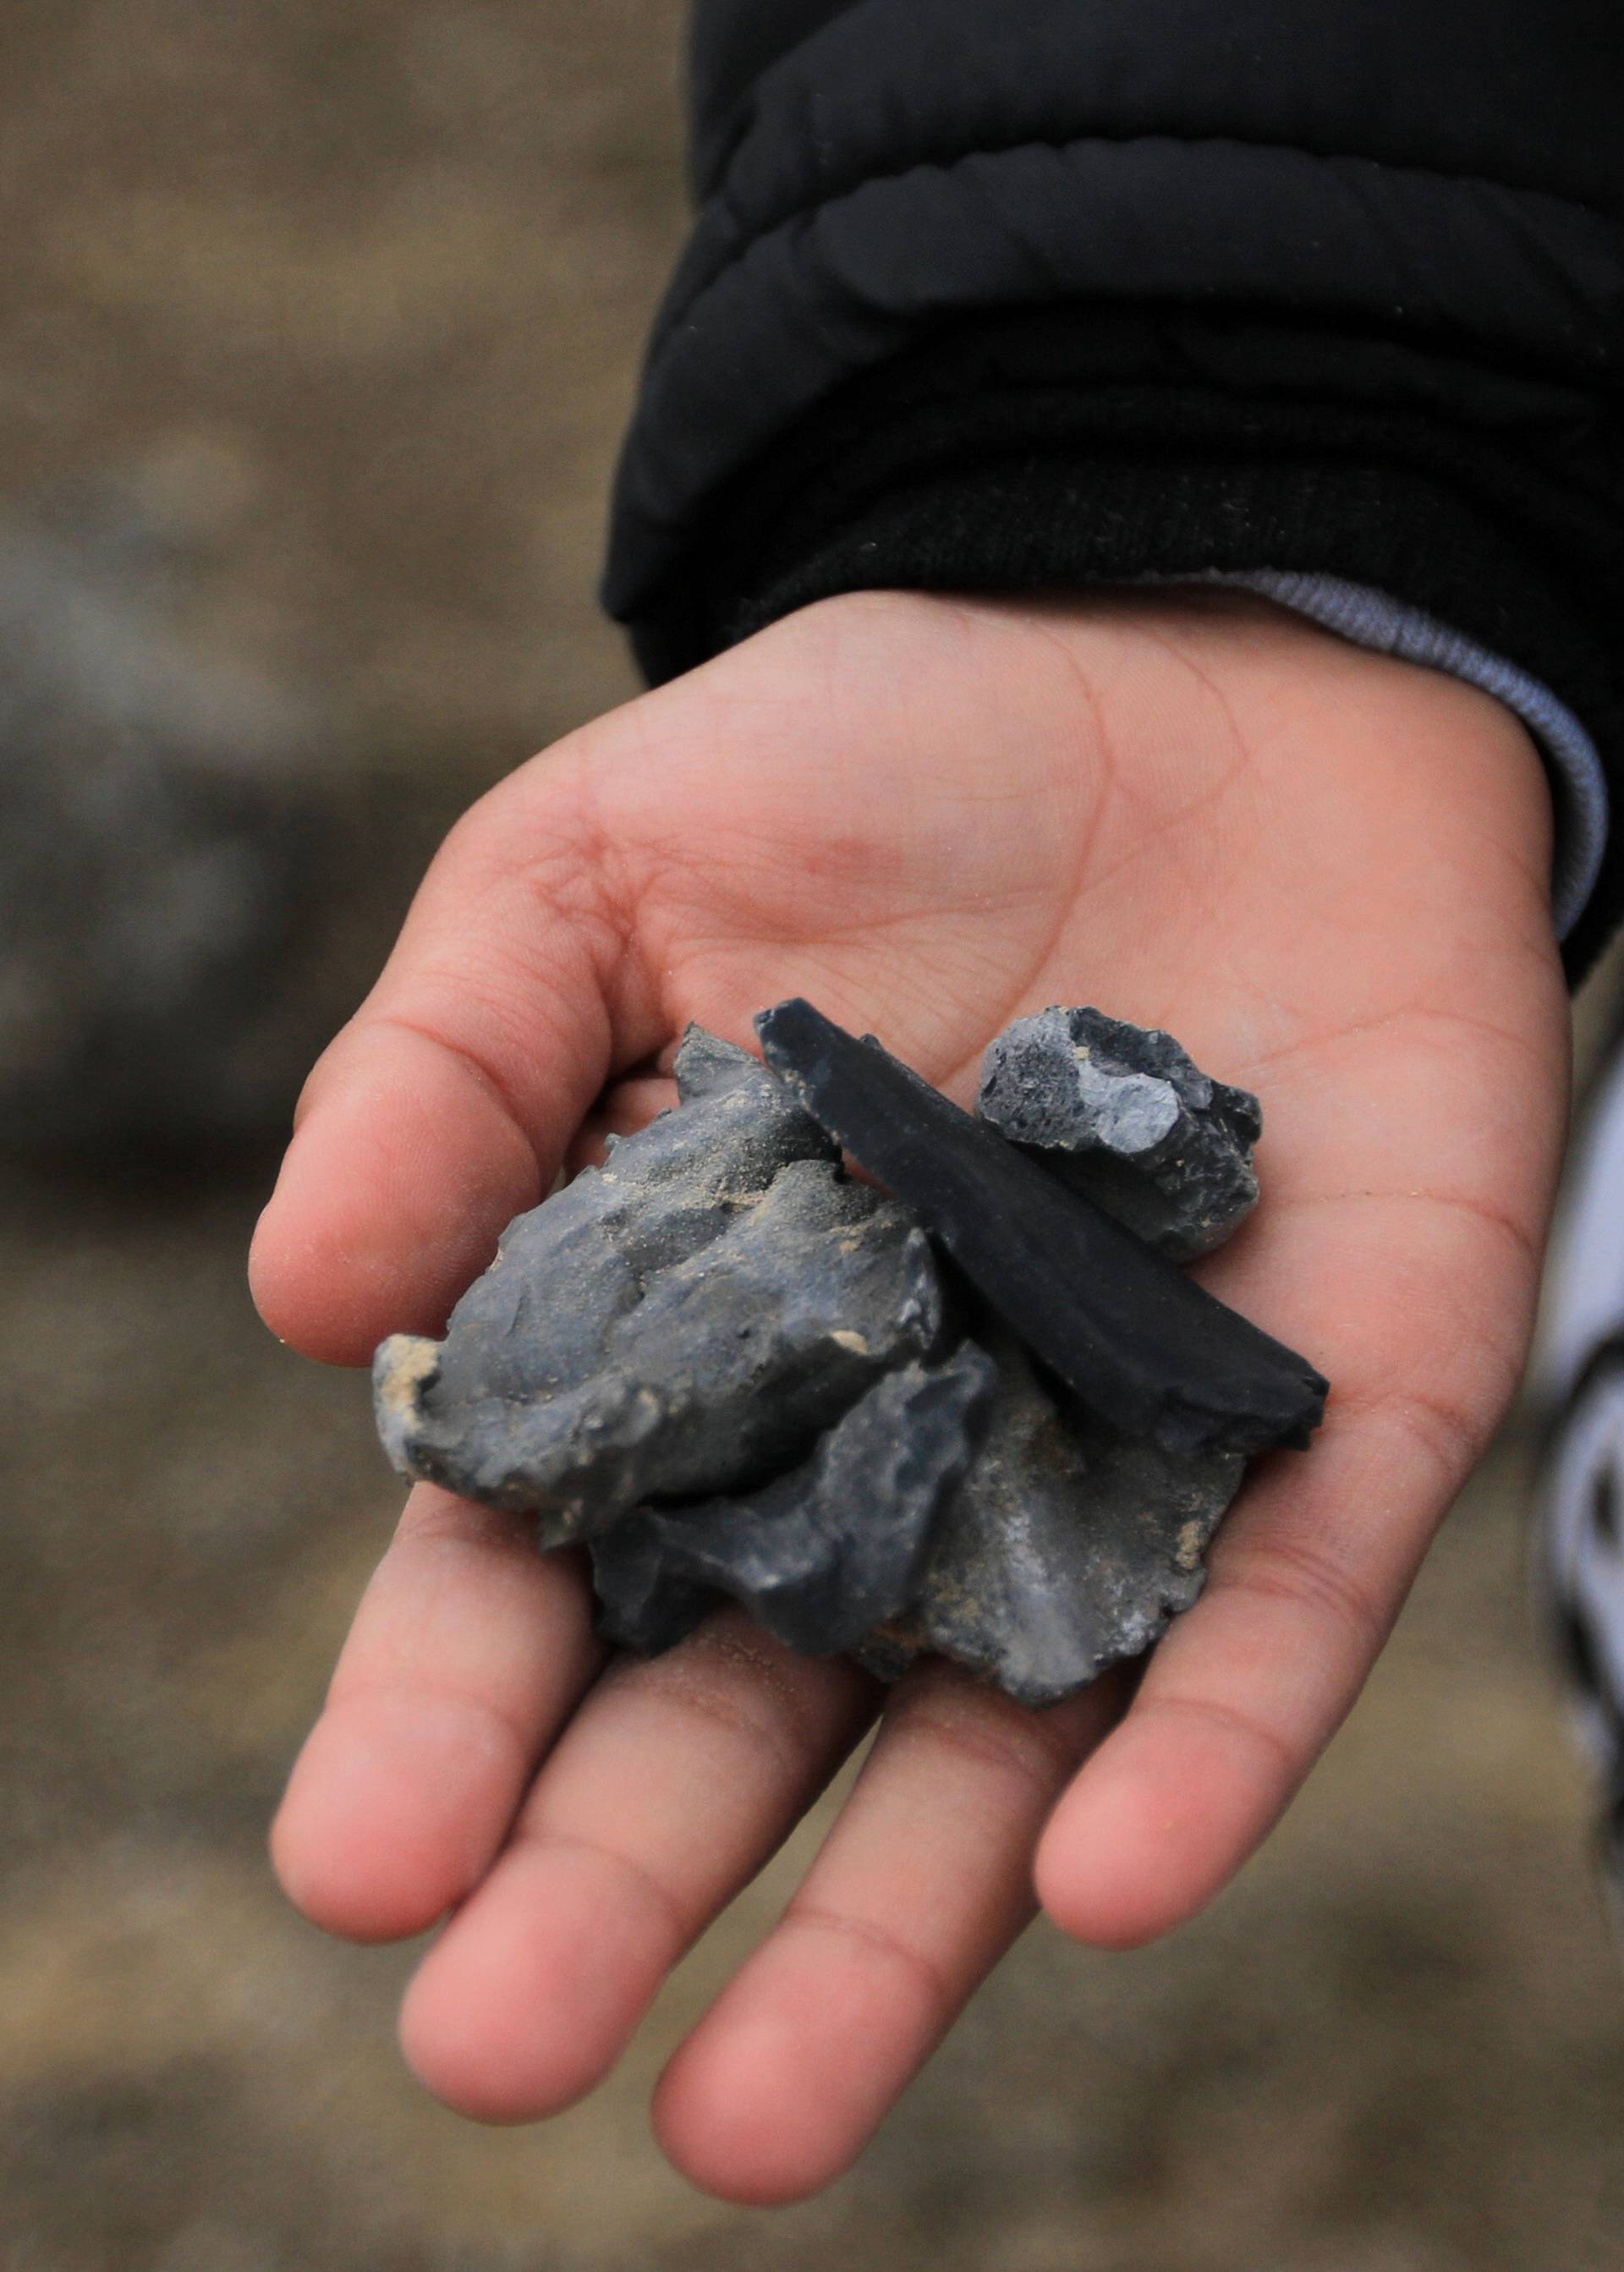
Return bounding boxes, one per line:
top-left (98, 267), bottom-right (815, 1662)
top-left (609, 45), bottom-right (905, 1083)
top-left (0, 498), bottom-right (337, 1160)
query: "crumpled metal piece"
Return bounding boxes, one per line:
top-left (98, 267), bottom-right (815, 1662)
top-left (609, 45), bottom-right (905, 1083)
top-left (979, 1004), bottom-right (1260, 1259)
top-left (370, 1010), bottom-right (1325, 1707)
top-left (590, 1344), bottom-right (996, 1656)
top-left (376, 1027), bottom-right (943, 1539)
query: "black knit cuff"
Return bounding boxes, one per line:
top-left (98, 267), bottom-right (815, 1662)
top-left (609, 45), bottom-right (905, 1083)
top-left (628, 310), bottom-right (1624, 982)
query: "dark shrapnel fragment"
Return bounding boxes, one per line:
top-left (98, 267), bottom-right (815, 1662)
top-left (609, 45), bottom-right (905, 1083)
top-left (370, 1007), bottom-right (1329, 1712)
top-left (586, 1522), bottom-right (723, 1656)
top-left (754, 999), bottom-right (1326, 1459)
top-left (856, 1331), bottom-right (1245, 1707)
top-left (979, 1005), bottom-right (1260, 1260)
top-left (591, 1345), bottom-right (996, 1658)
top-left (0, 501), bottom-right (333, 1157)
top-left (375, 1025), bottom-right (944, 1539)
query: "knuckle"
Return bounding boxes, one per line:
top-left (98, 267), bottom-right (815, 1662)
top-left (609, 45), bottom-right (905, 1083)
top-left (623, 1622), bottom-right (833, 1782)
top-left (1377, 1385), bottom-right (1486, 1496)
top-left (884, 1671), bottom-right (1082, 1804)
top-left (782, 1901), bottom-right (956, 2031)
top-left (1144, 1690), bottom-right (1299, 1791)
top-left (1221, 1527), bottom-right (1389, 1659)
top-left (513, 1826), bottom-right (690, 1955)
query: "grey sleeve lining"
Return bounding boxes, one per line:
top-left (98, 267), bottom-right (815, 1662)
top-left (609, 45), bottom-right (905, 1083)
top-left (1213, 568), bottom-right (1607, 941)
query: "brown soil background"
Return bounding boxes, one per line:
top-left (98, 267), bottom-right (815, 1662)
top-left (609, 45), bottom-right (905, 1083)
top-left (4, 6), bottom-right (1624, 2267)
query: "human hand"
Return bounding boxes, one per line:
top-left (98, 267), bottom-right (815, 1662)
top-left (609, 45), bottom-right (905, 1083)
top-left (251, 587), bottom-right (1568, 2201)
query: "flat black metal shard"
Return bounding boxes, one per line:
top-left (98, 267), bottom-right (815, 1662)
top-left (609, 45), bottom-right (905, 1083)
top-left (589, 1345), bottom-right (996, 1660)
top-left (855, 1333), bottom-right (1244, 1707)
top-left (754, 999), bottom-right (1327, 1460)
top-left (979, 1006), bottom-right (1260, 1261)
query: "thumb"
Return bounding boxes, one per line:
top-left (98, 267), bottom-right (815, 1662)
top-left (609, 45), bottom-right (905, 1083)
top-left (250, 749), bottom-right (646, 1365)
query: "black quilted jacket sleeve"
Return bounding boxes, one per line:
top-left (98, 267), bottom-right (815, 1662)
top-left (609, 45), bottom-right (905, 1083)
top-left (604, 0), bottom-right (1624, 978)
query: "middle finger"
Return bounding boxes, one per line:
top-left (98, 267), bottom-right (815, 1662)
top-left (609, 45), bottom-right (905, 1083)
top-left (653, 1658), bottom-right (1123, 2203)
top-left (398, 1607), bottom-right (876, 2121)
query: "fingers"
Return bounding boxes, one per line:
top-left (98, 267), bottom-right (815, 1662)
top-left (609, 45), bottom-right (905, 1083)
top-left (1036, 1186), bottom-right (1536, 1951)
top-left (271, 1484), bottom-right (604, 1941)
top-left (654, 1661), bottom-right (1120, 2205)
top-left (398, 1611), bottom-right (875, 2123)
top-left (250, 745), bottom-right (650, 1364)
top-left (1034, 1421), bottom-right (1416, 1948)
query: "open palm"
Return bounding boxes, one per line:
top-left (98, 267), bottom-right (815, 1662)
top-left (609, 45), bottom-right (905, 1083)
top-left (251, 587), bottom-right (1568, 2202)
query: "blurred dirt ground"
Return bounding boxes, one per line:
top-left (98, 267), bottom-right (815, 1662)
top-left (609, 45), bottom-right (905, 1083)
top-left (3, 5), bottom-right (1623, 2269)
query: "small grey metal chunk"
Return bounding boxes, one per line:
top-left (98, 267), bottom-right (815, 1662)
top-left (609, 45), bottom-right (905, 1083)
top-left (979, 1006), bottom-right (1261, 1260)
top-left (591, 1344), bottom-right (996, 1658)
top-left (376, 1112), bottom-right (943, 1538)
top-left (0, 503), bottom-right (332, 1156)
top-left (381, 1020), bottom-right (837, 1429)
top-left (375, 1022), bottom-right (835, 1480)
top-left (864, 1333), bottom-right (1245, 1707)
top-left (370, 1002), bottom-right (1323, 1714)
